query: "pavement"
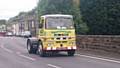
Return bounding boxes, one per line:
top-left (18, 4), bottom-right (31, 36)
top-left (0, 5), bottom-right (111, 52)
top-left (0, 37), bottom-right (120, 68)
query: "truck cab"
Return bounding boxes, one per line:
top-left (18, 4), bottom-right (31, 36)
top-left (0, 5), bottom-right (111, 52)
top-left (27, 14), bottom-right (77, 56)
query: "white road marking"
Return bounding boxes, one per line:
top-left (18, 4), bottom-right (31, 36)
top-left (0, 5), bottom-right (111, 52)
top-left (17, 52), bottom-right (36, 61)
top-left (0, 45), bottom-right (13, 53)
top-left (47, 64), bottom-right (62, 68)
top-left (75, 54), bottom-right (120, 64)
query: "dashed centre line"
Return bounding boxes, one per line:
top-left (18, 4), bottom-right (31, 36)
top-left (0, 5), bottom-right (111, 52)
top-left (0, 45), bottom-right (13, 53)
top-left (47, 64), bottom-right (62, 68)
top-left (0, 44), bottom-right (36, 61)
top-left (17, 52), bottom-right (36, 61)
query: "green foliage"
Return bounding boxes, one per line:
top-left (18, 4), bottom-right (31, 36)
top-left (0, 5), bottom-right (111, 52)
top-left (37, 0), bottom-right (73, 15)
top-left (37, 0), bottom-right (88, 34)
top-left (80, 0), bottom-right (120, 35)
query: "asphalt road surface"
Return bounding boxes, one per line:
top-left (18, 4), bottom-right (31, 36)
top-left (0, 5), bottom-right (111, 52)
top-left (0, 37), bottom-right (120, 68)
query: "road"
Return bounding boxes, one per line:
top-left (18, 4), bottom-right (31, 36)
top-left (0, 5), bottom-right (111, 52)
top-left (0, 37), bottom-right (120, 68)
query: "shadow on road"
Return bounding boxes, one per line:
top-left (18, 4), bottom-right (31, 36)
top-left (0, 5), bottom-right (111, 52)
top-left (22, 52), bottom-right (75, 58)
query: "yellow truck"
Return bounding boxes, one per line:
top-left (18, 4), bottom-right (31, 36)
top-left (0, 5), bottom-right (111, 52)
top-left (27, 14), bottom-right (77, 57)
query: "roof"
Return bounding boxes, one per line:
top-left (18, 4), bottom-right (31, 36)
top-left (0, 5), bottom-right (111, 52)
top-left (41, 14), bottom-right (73, 18)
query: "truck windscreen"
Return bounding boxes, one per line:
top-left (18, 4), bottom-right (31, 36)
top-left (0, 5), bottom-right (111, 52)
top-left (46, 17), bottom-right (74, 29)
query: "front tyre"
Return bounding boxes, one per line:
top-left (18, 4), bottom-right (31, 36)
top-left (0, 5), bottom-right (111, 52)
top-left (37, 42), bottom-right (46, 57)
top-left (27, 41), bottom-right (37, 54)
top-left (67, 50), bottom-right (75, 56)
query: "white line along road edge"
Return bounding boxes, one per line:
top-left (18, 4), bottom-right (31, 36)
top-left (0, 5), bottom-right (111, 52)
top-left (0, 45), bottom-right (13, 53)
top-left (47, 64), bottom-right (62, 68)
top-left (76, 54), bottom-right (120, 64)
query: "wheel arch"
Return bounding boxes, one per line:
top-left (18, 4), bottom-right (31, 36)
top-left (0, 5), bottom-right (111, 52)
top-left (27, 37), bottom-right (39, 45)
top-left (38, 39), bottom-right (43, 45)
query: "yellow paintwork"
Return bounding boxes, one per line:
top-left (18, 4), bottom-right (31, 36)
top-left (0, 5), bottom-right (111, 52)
top-left (38, 15), bottom-right (76, 50)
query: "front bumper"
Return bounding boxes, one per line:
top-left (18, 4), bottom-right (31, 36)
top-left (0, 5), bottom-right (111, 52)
top-left (43, 46), bottom-right (77, 51)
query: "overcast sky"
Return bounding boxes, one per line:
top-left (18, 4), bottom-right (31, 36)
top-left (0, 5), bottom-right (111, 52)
top-left (0, 0), bottom-right (38, 20)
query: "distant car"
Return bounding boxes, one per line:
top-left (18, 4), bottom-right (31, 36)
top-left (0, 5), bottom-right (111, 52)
top-left (0, 32), bottom-right (6, 37)
top-left (24, 31), bottom-right (31, 38)
top-left (6, 32), bottom-right (13, 36)
top-left (21, 31), bottom-right (31, 38)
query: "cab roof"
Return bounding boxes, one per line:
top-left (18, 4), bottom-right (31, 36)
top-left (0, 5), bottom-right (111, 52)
top-left (41, 14), bottom-right (73, 18)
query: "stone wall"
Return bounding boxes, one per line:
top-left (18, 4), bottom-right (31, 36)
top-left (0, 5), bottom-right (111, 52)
top-left (76, 35), bottom-right (120, 53)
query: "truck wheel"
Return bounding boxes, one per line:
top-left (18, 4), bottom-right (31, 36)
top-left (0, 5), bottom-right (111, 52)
top-left (37, 42), bottom-right (46, 57)
top-left (67, 50), bottom-right (75, 56)
top-left (27, 41), bottom-right (32, 54)
top-left (27, 41), bottom-right (36, 54)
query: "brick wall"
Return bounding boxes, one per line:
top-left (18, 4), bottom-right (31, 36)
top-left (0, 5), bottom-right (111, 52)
top-left (76, 35), bottom-right (120, 53)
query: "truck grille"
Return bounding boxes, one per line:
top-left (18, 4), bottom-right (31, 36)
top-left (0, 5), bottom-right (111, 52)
top-left (54, 34), bottom-right (68, 36)
top-left (56, 41), bottom-right (67, 43)
top-left (56, 37), bottom-right (67, 40)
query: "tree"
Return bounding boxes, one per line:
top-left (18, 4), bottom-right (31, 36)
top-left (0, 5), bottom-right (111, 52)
top-left (37, 0), bottom-right (88, 34)
top-left (80, 0), bottom-right (120, 35)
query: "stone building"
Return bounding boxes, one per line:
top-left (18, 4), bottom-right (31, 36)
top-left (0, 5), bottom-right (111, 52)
top-left (7, 9), bottom-right (38, 36)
